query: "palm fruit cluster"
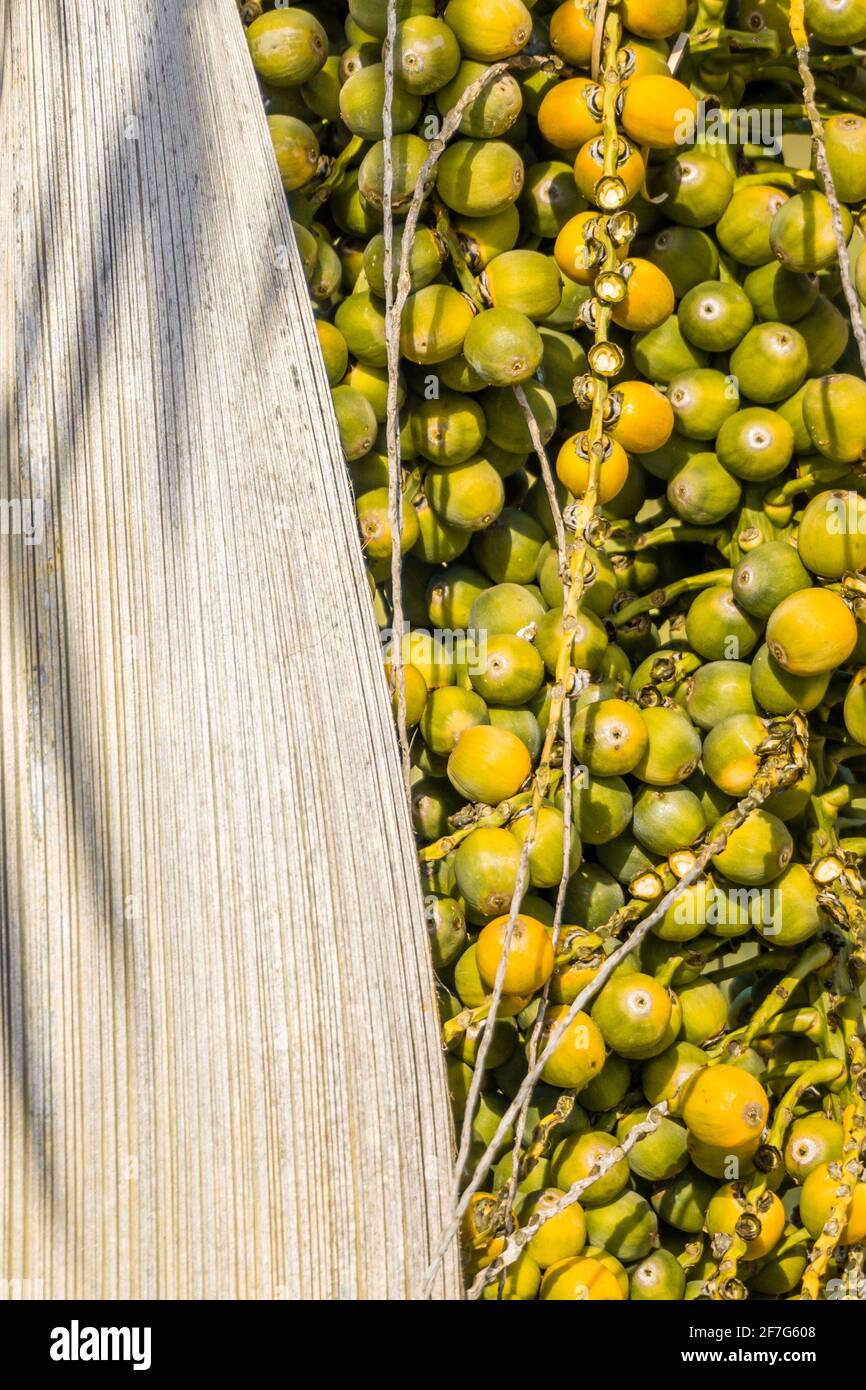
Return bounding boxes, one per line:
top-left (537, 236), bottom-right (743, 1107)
top-left (241, 0), bottom-right (866, 1300)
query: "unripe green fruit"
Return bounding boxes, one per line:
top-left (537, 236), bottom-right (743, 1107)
top-left (469, 633), bottom-right (544, 707)
top-left (771, 190), bottom-right (854, 273)
top-left (702, 713), bottom-right (767, 797)
top-left (394, 15), bottom-right (461, 93)
top-left (716, 408), bottom-right (794, 482)
top-left (630, 1248), bottom-right (686, 1301)
top-left (632, 315), bottom-right (709, 384)
top-left (729, 322), bottom-right (809, 404)
top-left (424, 895), bottom-right (467, 969)
top-left (469, 581), bottom-right (545, 637)
top-left (462, 308), bottom-right (543, 387)
top-left (358, 134), bottom-right (428, 210)
top-left (617, 1108), bottom-right (689, 1183)
top-left (400, 285), bottom-right (475, 364)
top-left (645, 226), bottom-right (719, 297)
top-left (247, 8), bottom-right (328, 87)
top-left (667, 453), bottom-right (742, 526)
top-left (420, 685), bottom-right (489, 757)
top-left (743, 260), bottom-right (819, 323)
top-left (536, 328), bottom-right (589, 406)
top-left (633, 706), bottom-right (702, 787)
top-left (339, 64), bottom-right (423, 140)
top-left (482, 384), bottom-right (558, 453)
top-left (331, 385), bottom-right (377, 461)
top-left (411, 493), bottom-right (471, 564)
top-left (753, 861), bottom-right (825, 947)
top-left (363, 226), bottom-right (445, 298)
top-left (426, 456), bottom-right (506, 531)
top-left (667, 369), bottom-right (740, 441)
top-left (521, 161), bottom-right (586, 238)
top-left (750, 643), bottom-right (830, 716)
top-left (481, 250), bottom-right (563, 322)
top-left (716, 184), bottom-right (789, 266)
top-left (657, 150), bottom-right (734, 229)
top-left (427, 565), bottom-right (490, 629)
top-left (585, 1191), bottom-right (657, 1262)
top-left (732, 541), bottom-right (811, 620)
top-left (436, 61), bottom-right (523, 138)
top-left (797, 489), bottom-right (866, 578)
top-left (535, 605), bottom-right (609, 677)
top-left (411, 392), bottom-right (486, 465)
top-left (651, 1165), bottom-right (716, 1233)
top-left (766, 587), bottom-right (857, 675)
top-left (686, 661), bottom-right (756, 730)
top-left (563, 863), bottom-right (625, 930)
top-left (437, 139), bottom-right (525, 217)
top-left (453, 826), bottom-right (523, 916)
top-left (803, 373), bottom-right (866, 464)
top-left (454, 207), bottom-right (521, 272)
top-left (473, 508), bottom-right (545, 585)
top-left (511, 804), bottom-right (581, 889)
top-left (798, 296), bottom-right (849, 376)
top-left (316, 319), bottom-right (348, 387)
top-left (356, 486), bottom-right (420, 560)
top-left (633, 786), bottom-right (706, 856)
top-left (571, 774), bottom-right (633, 846)
top-left (804, 0), bottom-right (866, 46)
top-left (267, 115), bottom-right (319, 191)
top-left (678, 282), bottom-right (754, 353)
top-left (335, 291), bottom-right (387, 366)
top-left (553, 1131), bottom-right (630, 1208)
top-left (711, 810), bottom-right (793, 886)
top-left (301, 54), bottom-right (341, 120)
top-left (331, 171), bottom-right (381, 237)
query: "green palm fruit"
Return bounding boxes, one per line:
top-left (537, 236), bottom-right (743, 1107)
top-left (358, 133), bottom-right (428, 211)
top-left (453, 206), bottom-right (521, 271)
top-left (301, 53), bottom-right (341, 120)
top-left (363, 226), bottom-right (446, 297)
top-left (419, 685), bottom-right (489, 758)
top-left (436, 354), bottom-right (488, 394)
top-left (630, 1248), bottom-right (686, 1301)
top-left (411, 392), bottom-right (486, 465)
top-left (331, 384), bottom-right (378, 461)
top-left (716, 184), bottom-right (790, 266)
top-left (716, 407), bottom-right (794, 482)
top-left (633, 706), bottom-right (701, 786)
top-left (802, 373), bottom-right (866, 463)
top-left (645, 226), bottom-right (719, 296)
top-left (469, 633), bottom-right (544, 707)
top-left (536, 328), bottom-right (589, 406)
top-left (427, 565), bottom-right (490, 629)
top-left (753, 861), bottom-right (825, 947)
top-left (348, 0), bottom-right (435, 39)
top-left (617, 1108), bottom-right (689, 1183)
top-left (335, 291), bottom-right (387, 366)
top-left (684, 585), bottom-right (762, 660)
top-left (449, 1015), bottom-right (517, 1068)
top-left (585, 1191), bottom-right (657, 1262)
top-left (435, 61), bottom-right (523, 137)
top-left (454, 826), bottom-right (523, 917)
top-left (570, 773), bottom-right (633, 845)
top-left (770, 190), bottom-right (854, 273)
top-left (797, 489), bottom-right (866, 578)
top-left (642, 1041), bottom-right (706, 1109)
top-left (597, 831), bottom-right (656, 884)
top-left (316, 319), bottom-right (348, 387)
top-left (805, 0), bottom-right (866, 45)
top-left (293, 220), bottom-right (319, 281)
top-left (686, 661), bottom-right (757, 730)
top-left (425, 897), bottom-right (467, 970)
top-left (657, 149), bottom-right (734, 228)
top-left (400, 285), bottom-right (475, 364)
top-left (462, 308), bottom-right (544, 386)
top-left (563, 862), bottom-right (625, 930)
top-left (797, 296), bottom-right (849, 375)
top-left (436, 139), bottom-right (525, 217)
top-left (330, 170), bottom-right (382, 236)
top-left (343, 363), bottom-right (406, 423)
top-left (667, 369), bottom-right (740, 441)
top-left (425, 456), bottom-right (506, 531)
top-left (579, 1055), bottom-right (632, 1113)
top-left (412, 777), bottom-right (463, 841)
top-left (553, 1131), bottom-right (629, 1208)
top-left (511, 804), bottom-right (581, 889)
top-left (267, 114), bottom-right (319, 191)
top-left (308, 238), bottom-right (342, 300)
top-left (469, 581), bottom-right (546, 637)
top-left (481, 384), bottom-right (558, 453)
top-left (678, 281), bottom-right (754, 353)
top-left (394, 15), bottom-right (462, 93)
top-left (743, 259), bottom-right (819, 323)
top-left (356, 486), bottom-right (420, 560)
top-left (247, 8), bottom-right (328, 87)
top-left (631, 315), bottom-right (710, 384)
top-left (824, 115), bottom-right (866, 201)
top-left (750, 643), bottom-right (830, 716)
top-left (338, 41), bottom-right (380, 84)
top-left (784, 1114), bottom-right (844, 1184)
top-left (632, 786), bottom-right (706, 855)
top-left (411, 492), bottom-right (471, 563)
top-left (339, 64), bottom-right (423, 140)
top-left (711, 810), bottom-right (793, 886)
top-left (535, 605), bottom-right (609, 677)
top-left (472, 508), bottom-right (546, 585)
top-left (481, 250), bottom-right (563, 321)
top-left (729, 322), bottom-right (809, 404)
top-left (732, 542), bottom-right (811, 619)
top-left (520, 161), bottom-right (587, 237)
top-left (702, 713), bottom-right (768, 797)
top-left (536, 542), bottom-right (616, 615)
top-left (651, 1165), bottom-right (716, 1233)
top-left (667, 452), bottom-right (742, 525)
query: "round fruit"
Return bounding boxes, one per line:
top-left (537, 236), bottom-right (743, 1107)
top-left (267, 115), bottom-right (319, 191)
top-left (609, 381), bottom-right (673, 454)
top-left (611, 259), bottom-right (675, 333)
top-left (247, 8), bottom-right (327, 87)
top-left (584, 1190), bottom-right (658, 1261)
top-left (632, 786), bottom-right (706, 855)
top-left (621, 76), bottom-right (697, 149)
top-left (801, 1164), bottom-right (866, 1244)
top-left (453, 827), bottom-right (522, 919)
top-left (436, 139), bottom-right (525, 217)
top-left (462, 308), bottom-right (543, 387)
top-left (571, 698), bottom-right (648, 777)
top-left (522, 1189), bottom-right (587, 1269)
top-left (716, 408), bottom-right (794, 482)
top-left (711, 810), bottom-right (793, 887)
top-left (679, 282), bottom-right (754, 353)
top-left (538, 1007), bottom-right (607, 1090)
top-left (443, 0), bottom-right (532, 61)
top-left (803, 373), bottom-right (866, 464)
top-left (633, 706), bottom-right (701, 786)
top-left (630, 1248), bottom-right (686, 1301)
top-left (716, 185), bottom-right (789, 267)
top-left (401, 285), bottom-right (475, 364)
top-left (556, 433), bottom-right (629, 504)
top-left (729, 322), bottom-right (809, 405)
top-left (540, 1255), bottom-right (624, 1300)
top-left (592, 972), bottom-right (672, 1059)
top-left (476, 913), bottom-right (554, 995)
top-left (686, 661), bottom-right (756, 730)
top-left (394, 15), bottom-right (461, 93)
top-left (681, 1064), bottom-right (769, 1150)
top-left (553, 1131), bottom-right (630, 1208)
top-left (732, 542), bottom-right (811, 620)
top-left (448, 724), bottom-right (531, 803)
top-left (770, 190), bottom-right (853, 273)
top-left (784, 1114), bottom-right (844, 1183)
top-left (766, 588), bottom-right (857, 676)
top-left (750, 643), bottom-right (831, 716)
top-left (657, 150), bottom-right (734, 229)
top-left (702, 714), bottom-right (767, 797)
